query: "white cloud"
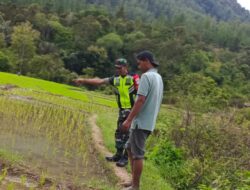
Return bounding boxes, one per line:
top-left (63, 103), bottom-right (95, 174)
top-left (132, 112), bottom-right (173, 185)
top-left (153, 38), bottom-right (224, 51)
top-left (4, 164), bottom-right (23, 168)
top-left (237, 0), bottom-right (250, 11)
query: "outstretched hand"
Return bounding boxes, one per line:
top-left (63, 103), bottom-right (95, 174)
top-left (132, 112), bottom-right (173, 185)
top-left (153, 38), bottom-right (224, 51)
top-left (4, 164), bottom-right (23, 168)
top-left (72, 78), bottom-right (84, 86)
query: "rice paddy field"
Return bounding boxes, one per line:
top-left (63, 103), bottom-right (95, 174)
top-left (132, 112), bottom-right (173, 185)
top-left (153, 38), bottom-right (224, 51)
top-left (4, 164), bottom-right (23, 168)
top-left (0, 72), bottom-right (118, 190)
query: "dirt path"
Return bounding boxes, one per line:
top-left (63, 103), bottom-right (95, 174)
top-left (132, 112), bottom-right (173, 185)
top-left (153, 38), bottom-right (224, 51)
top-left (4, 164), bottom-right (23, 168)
top-left (89, 114), bottom-right (131, 188)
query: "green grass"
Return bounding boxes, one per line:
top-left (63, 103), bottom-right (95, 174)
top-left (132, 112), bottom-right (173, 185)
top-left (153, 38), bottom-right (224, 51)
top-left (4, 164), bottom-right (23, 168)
top-left (141, 162), bottom-right (173, 190)
top-left (0, 72), bottom-right (116, 108)
top-left (97, 110), bottom-right (118, 152)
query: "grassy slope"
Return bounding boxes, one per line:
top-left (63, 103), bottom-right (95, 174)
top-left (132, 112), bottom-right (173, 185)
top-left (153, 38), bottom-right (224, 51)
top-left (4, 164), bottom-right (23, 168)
top-left (0, 72), bottom-right (173, 190)
top-left (0, 72), bottom-right (116, 108)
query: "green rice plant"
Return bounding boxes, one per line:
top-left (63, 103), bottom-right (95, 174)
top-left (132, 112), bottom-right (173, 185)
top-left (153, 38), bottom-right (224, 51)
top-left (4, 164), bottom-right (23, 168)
top-left (20, 175), bottom-right (27, 186)
top-left (7, 183), bottom-right (15, 190)
top-left (0, 149), bottom-right (22, 164)
top-left (0, 90), bottom-right (117, 189)
top-left (0, 168), bottom-right (8, 184)
top-left (39, 171), bottom-right (47, 186)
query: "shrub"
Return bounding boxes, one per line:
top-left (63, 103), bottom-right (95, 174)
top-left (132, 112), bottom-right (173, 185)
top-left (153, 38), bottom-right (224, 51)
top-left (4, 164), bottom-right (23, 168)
top-left (148, 141), bottom-right (196, 189)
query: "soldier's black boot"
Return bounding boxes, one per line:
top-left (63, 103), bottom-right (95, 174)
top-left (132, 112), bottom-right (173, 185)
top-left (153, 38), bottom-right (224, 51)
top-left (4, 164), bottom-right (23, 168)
top-left (116, 150), bottom-right (128, 167)
top-left (105, 154), bottom-right (121, 162)
top-left (116, 156), bottom-right (128, 167)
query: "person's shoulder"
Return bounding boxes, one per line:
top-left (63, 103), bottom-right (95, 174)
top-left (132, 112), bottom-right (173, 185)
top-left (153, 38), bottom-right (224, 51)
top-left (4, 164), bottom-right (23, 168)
top-left (106, 75), bottom-right (116, 84)
top-left (147, 69), bottom-right (160, 76)
top-left (142, 70), bottom-right (161, 81)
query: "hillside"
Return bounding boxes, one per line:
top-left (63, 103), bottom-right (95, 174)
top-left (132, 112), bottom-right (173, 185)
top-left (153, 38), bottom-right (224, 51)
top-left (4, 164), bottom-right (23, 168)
top-left (88, 0), bottom-right (250, 22)
top-left (1, 0), bottom-right (250, 22)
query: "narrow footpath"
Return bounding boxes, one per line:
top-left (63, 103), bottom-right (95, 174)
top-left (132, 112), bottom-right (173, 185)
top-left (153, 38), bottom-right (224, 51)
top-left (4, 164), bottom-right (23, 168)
top-left (89, 114), bottom-right (131, 188)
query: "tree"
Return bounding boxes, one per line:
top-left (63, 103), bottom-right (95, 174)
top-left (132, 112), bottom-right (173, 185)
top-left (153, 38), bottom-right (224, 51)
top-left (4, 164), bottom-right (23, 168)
top-left (85, 45), bottom-right (109, 76)
top-left (33, 12), bottom-right (51, 40)
top-left (0, 33), bottom-right (5, 48)
top-left (184, 50), bottom-right (210, 72)
top-left (73, 16), bottom-right (102, 49)
top-left (170, 73), bottom-right (228, 111)
top-left (0, 14), bottom-right (11, 46)
top-left (28, 54), bottom-right (76, 83)
top-left (48, 20), bottom-right (73, 51)
top-left (11, 22), bottom-right (40, 74)
top-left (97, 32), bottom-right (123, 50)
top-left (0, 51), bottom-right (10, 71)
top-left (96, 32), bottom-right (123, 60)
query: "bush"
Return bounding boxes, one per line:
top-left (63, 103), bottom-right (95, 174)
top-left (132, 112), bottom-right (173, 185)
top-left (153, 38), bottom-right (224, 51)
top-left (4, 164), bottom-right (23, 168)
top-left (228, 94), bottom-right (247, 108)
top-left (168, 111), bottom-right (250, 189)
top-left (148, 141), bottom-right (196, 189)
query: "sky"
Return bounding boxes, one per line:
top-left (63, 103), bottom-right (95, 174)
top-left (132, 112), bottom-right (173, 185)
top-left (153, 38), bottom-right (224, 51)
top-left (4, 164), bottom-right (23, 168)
top-left (237, 0), bottom-right (250, 11)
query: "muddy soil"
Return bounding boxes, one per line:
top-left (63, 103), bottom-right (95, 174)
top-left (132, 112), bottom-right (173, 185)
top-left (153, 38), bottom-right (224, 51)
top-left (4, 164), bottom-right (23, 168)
top-left (0, 131), bottom-right (110, 189)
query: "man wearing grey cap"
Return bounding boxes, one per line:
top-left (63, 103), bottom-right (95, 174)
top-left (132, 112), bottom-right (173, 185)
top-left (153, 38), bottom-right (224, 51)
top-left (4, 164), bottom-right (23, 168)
top-left (122, 50), bottom-right (163, 190)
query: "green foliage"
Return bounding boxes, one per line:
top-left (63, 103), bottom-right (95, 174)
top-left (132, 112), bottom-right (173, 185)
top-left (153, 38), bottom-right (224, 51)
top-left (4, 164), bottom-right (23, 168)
top-left (85, 45), bottom-right (111, 77)
top-left (48, 20), bottom-right (73, 50)
top-left (170, 73), bottom-right (229, 111)
top-left (0, 51), bottom-right (10, 71)
top-left (97, 32), bottom-right (123, 50)
top-left (124, 31), bottom-right (145, 42)
top-left (0, 32), bottom-right (5, 48)
top-left (27, 54), bottom-right (76, 83)
top-left (73, 15), bottom-right (103, 49)
top-left (11, 21), bottom-right (40, 74)
top-left (33, 12), bottom-right (50, 40)
top-left (184, 50), bottom-right (210, 72)
top-left (148, 140), bottom-right (198, 189)
top-left (169, 110), bottom-right (250, 189)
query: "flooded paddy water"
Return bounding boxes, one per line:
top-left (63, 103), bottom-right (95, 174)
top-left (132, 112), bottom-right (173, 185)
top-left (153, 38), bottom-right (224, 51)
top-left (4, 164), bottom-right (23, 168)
top-left (0, 132), bottom-right (108, 189)
top-left (0, 89), bottom-right (116, 190)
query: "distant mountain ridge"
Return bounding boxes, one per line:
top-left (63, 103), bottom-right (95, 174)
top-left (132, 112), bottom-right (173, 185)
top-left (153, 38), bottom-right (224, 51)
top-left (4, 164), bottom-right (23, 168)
top-left (85, 0), bottom-right (250, 22)
top-left (1, 0), bottom-right (250, 22)
top-left (193, 0), bottom-right (250, 21)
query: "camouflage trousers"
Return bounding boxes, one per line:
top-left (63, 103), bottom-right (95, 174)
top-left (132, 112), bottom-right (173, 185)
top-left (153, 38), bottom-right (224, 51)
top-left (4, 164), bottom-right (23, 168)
top-left (115, 109), bottom-right (131, 157)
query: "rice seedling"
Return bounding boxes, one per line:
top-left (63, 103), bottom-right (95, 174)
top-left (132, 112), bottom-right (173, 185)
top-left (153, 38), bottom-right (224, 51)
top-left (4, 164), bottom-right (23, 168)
top-left (0, 72), bottom-right (118, 189)
top-left (20, 175), bottom-right (27, 186)
top-left (0, 168), bottom-right (8, 184)
top-left (7, 183), bottom-right (14, 190)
